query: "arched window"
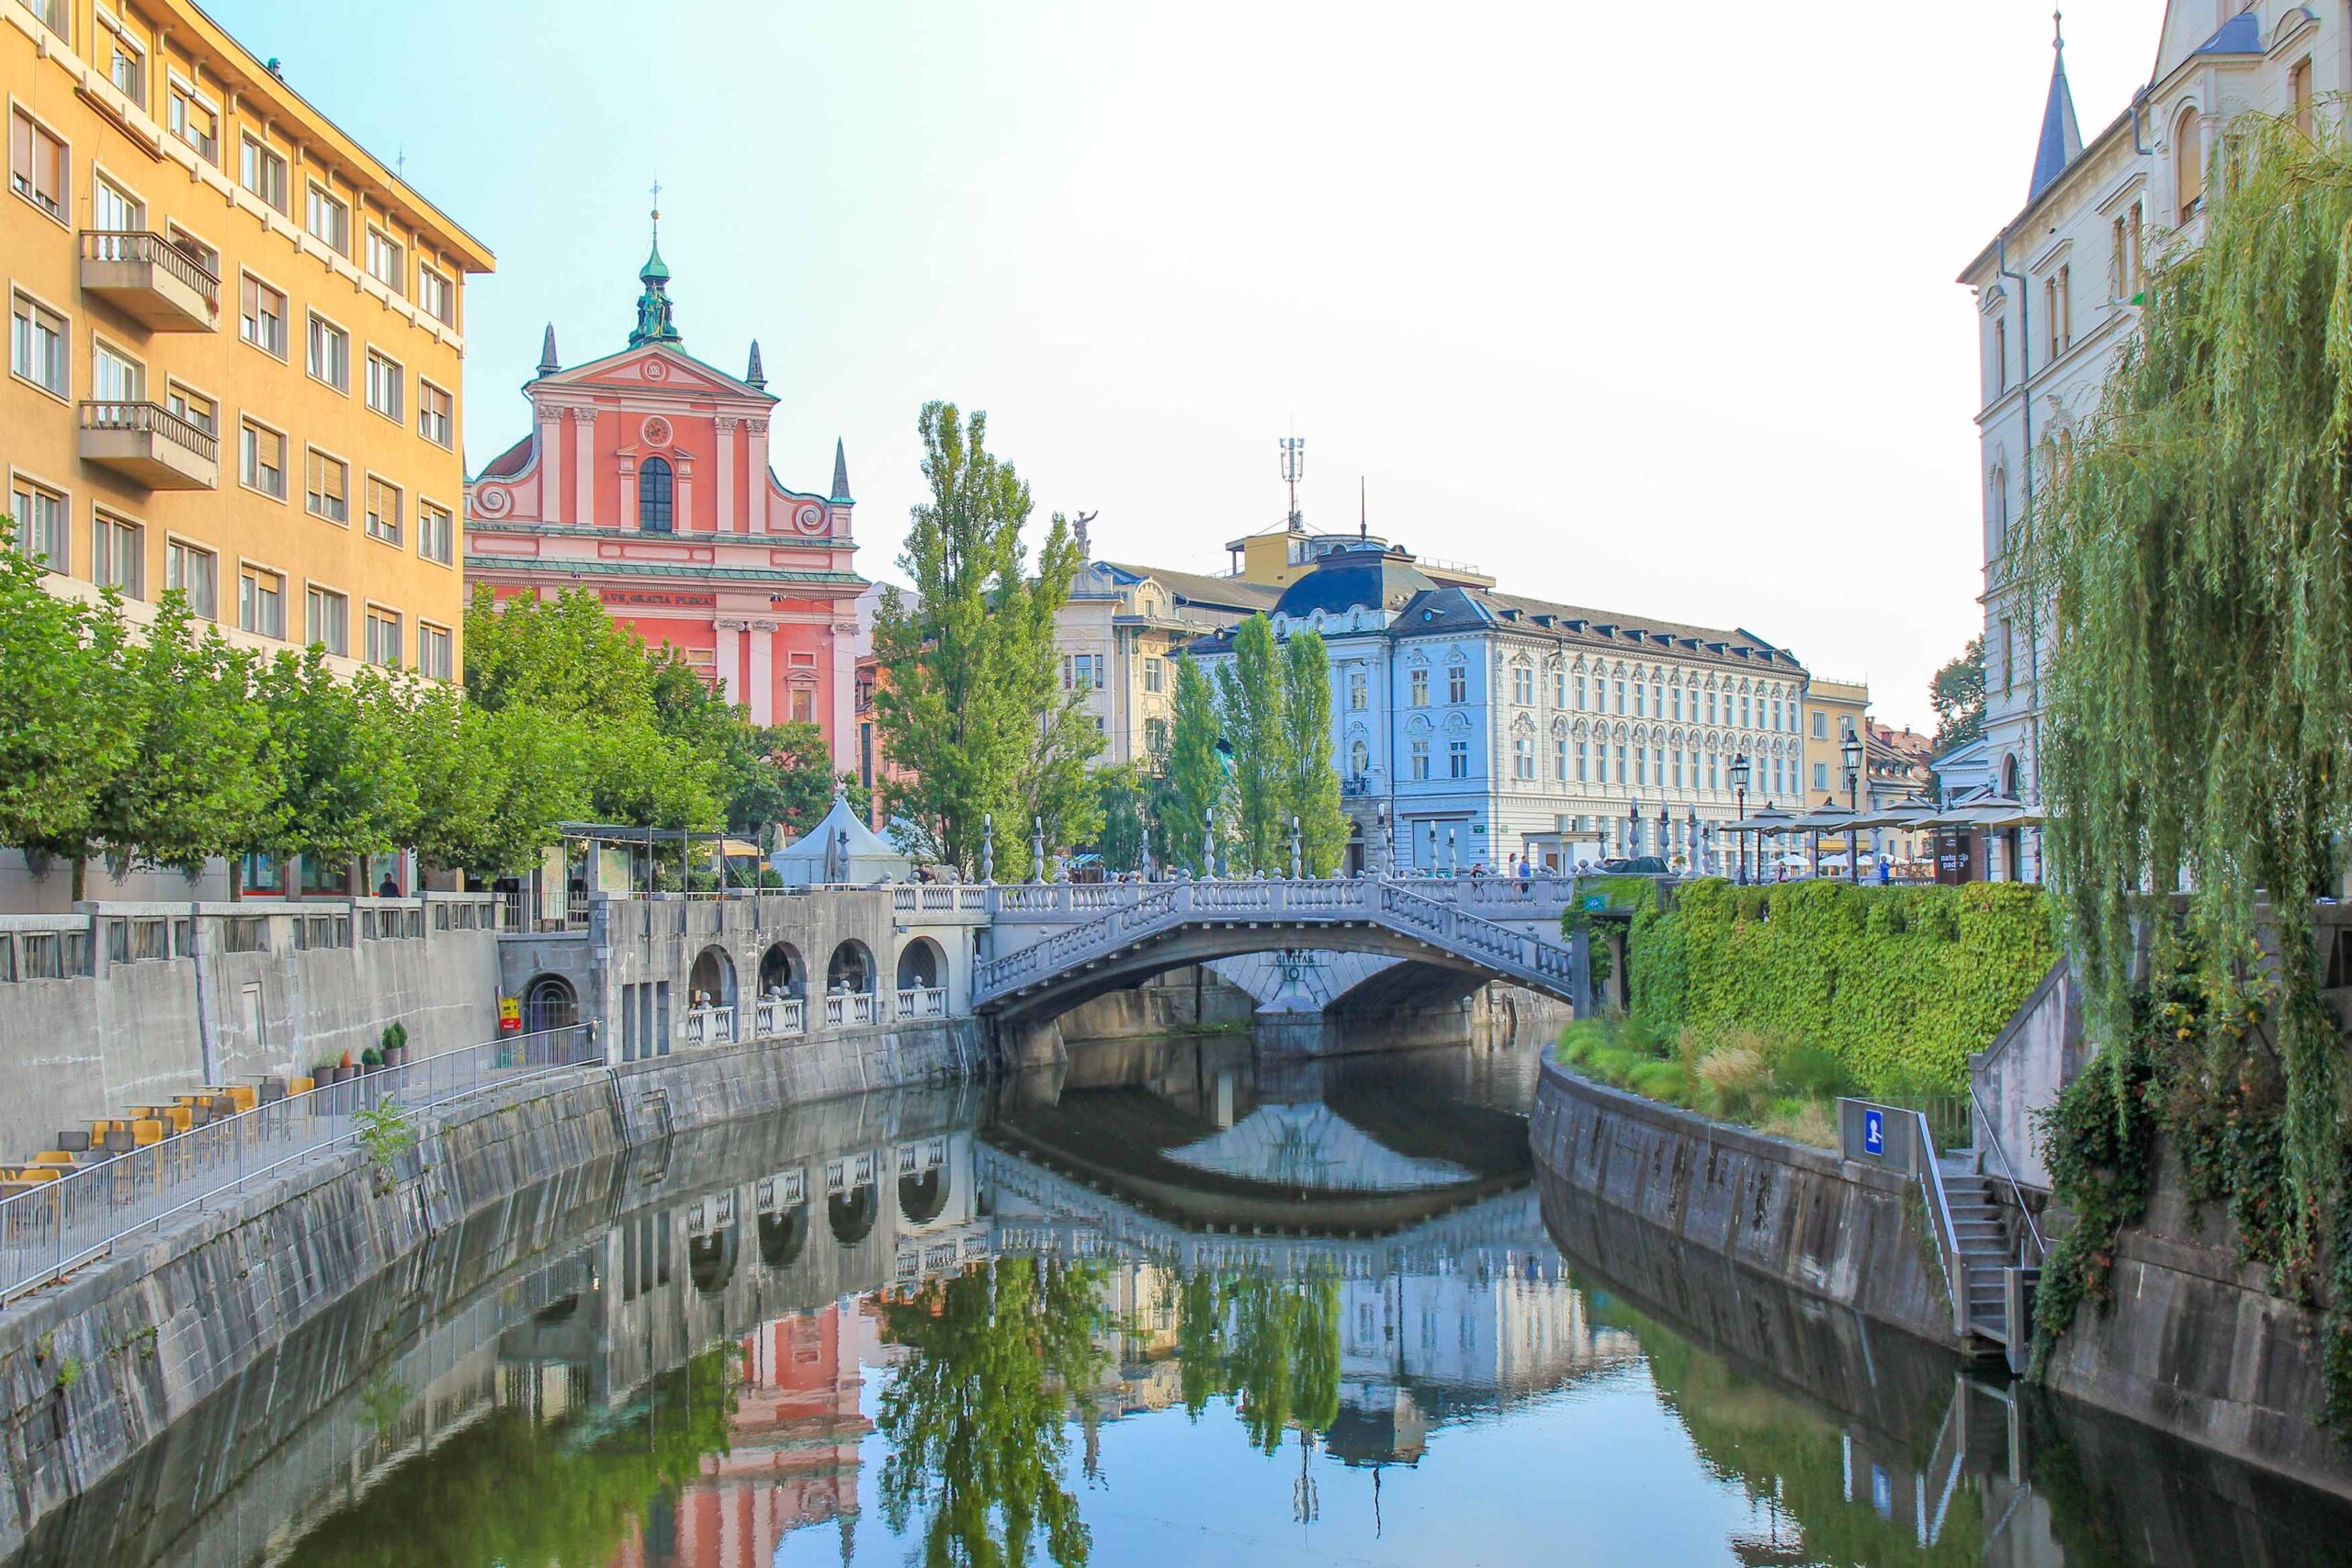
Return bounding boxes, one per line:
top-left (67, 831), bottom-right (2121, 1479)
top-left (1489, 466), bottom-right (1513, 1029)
top-left (2175, 106), bottom-right (2203, 216)
top-left (1988, 465), bottom-right (2009, 558)
top-left (639, 455), bottom-right (674, 532)
top-left (1349, 739), bottom-right (1369, 778)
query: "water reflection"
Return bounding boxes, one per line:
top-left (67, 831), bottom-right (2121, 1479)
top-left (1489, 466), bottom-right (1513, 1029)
top-left (19, 1035), bottom-right (2352, 1567)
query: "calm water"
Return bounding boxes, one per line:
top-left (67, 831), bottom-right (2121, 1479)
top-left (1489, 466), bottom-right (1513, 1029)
top-left (17, 1032), bottom-right (2352, 1567)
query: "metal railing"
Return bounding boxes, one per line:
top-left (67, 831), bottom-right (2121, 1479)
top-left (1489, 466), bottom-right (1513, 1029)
top-left (1838, 1098), bottom-right (1973, 1337)
top-left (1969, 1083), bottom-right (2047, 1262)
top-left (79, 228), bottom-right (221, 302)
top-left (77, 399), bottom-right (220, 461)
top-left (0, 1025), bottom-right (600, 1305)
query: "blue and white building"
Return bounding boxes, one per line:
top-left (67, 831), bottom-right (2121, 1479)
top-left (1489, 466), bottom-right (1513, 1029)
top-left (1192, 537), bottom-right (1810, 874)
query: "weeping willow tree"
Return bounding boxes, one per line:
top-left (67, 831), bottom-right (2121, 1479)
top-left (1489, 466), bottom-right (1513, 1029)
top-left (2022, 117), bottom-right (2352, 1265)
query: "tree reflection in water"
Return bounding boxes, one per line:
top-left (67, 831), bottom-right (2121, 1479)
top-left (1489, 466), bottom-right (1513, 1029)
top-left (280, 1344), bottom-right (740, 1567)
top-left (1177, 1270), bottom-right (1342, 1454)
top-left (876, 1256), bottom-right (1112, 1568)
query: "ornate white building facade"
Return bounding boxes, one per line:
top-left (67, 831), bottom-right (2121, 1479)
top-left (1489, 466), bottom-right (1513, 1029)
top-left (1193, 538), bottom-right (1811, 874)
top-left (1961, 3), bottom-right (2345, 876)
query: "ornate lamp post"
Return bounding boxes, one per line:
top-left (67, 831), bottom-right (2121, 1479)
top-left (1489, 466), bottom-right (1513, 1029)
top-left (1657, 803), bottom-right (1670, 869)
top-left (1841, 726), bottom-right (1865, 886)
top-left (1729, 752), bottom-right (1752, 885)
top-left (1031, 816), bottom-right (1046, 884)
top-left (1202, 807), bottom-right (1216, 882)
top-left (1626, 799), bottom-right (1642, 860)
top-left (1290, 815), bottom-right (1303, 881)
top-left (1686, 807), bottom-right (1699, 877)
top-left (1140, 822), bottom-right (1152, 882)
top-left (981, 813), bottom-right (995, 885)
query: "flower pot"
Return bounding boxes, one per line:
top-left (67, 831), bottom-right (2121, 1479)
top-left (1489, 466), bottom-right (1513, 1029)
top-left (382, 1046), bottom-right (407, 1069)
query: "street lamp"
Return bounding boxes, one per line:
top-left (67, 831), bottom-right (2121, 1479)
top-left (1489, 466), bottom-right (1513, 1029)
top-left (1729, 752), bottom-right (1751, 885)
top-left (1841, 726), bottom-right (1865, 886)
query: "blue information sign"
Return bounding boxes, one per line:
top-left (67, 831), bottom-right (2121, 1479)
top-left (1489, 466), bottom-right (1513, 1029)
top-left (1863, 1108), bottom-right (1884, 1157)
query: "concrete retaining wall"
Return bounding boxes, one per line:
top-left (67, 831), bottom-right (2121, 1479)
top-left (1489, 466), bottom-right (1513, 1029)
top-left (0, 1014), bottom-right (982, 1556)
top-left (1530, 1056), bottom-right (1959, 1350)
top-left (0, 898), bottom-right (500, 1161)
top-left (2037, 1136), bottom-right (2352, 1501)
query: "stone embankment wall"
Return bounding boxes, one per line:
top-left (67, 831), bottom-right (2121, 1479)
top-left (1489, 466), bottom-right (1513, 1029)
top-left (0, 1016), bottom-right (979, 1557)
top-left (1530, 1057), bottom-right (1957, 1349)
top-left (2037, 1137), bottom-right (2352, 1501)
top-left (0, 897), bottom-right (501, 1161)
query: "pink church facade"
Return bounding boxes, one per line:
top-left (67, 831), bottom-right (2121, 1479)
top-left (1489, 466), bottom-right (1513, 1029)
top-left (463, 233), bottom-right (866, 767)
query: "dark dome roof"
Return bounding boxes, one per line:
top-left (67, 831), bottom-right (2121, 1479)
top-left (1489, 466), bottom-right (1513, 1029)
top-left (1273, 549), bottom-right (1437, 619)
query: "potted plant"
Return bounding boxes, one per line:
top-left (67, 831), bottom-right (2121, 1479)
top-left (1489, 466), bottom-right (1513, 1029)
top-left (360, 1046), bottom-right (383, 1074)
top-left (380, 1021), bottom-right (408, 1069)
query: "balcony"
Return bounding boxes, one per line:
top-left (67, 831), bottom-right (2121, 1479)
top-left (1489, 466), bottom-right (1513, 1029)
top-left (79, 231), bottom-right (220, 332)
top-left (78, 402), bottom-right (219, 491)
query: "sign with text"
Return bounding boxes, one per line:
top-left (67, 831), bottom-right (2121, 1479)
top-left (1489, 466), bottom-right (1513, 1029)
top-left (600, 589), bottom-right (716, 610)
top-left (498, 996), bottom-right (522, 1032)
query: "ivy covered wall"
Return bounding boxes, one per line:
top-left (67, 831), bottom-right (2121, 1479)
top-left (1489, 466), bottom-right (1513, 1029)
top-left (1626, 880), bottom-right (2058, 1093)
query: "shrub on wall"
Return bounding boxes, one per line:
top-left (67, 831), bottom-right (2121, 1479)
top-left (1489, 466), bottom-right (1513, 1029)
top-left (1626, 879), bottom-right (2058, 1094)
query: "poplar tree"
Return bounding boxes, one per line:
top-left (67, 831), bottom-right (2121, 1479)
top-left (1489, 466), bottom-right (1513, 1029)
top-left (1281, 630), bottom-right (1348, 874)
top-left (1161, 653), bottom-right (1224, 874)
top-left (1214, 615), bottom-right (1288, 873)
top-left (873, 401), bottom-right (1101, 876)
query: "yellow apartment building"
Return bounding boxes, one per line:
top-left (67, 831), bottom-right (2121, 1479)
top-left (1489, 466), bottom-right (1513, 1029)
top-left (4, 0), bottom-right (492, 682)
top-left (1801, 675), bottom-right (1870, 804)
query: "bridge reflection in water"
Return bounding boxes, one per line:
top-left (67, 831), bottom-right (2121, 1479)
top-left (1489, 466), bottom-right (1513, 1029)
top-left (22, 1036), bottom-right (2352, 1568)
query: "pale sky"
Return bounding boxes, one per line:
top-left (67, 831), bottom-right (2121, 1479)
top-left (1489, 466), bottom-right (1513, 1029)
top-left (213, 1), bottom-right (2168, 733)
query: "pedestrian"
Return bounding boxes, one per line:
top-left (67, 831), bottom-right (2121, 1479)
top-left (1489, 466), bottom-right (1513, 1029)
top-left (377, 872), bottom-right (398, 897)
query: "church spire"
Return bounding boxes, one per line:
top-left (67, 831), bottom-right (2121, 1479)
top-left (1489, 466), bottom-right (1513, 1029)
top-left (831, 438), bottom-right (853, 503)
top-left (2029, 9), bottom-right (2083, 201)
top-left (628, 184), bottom-right (683, 348)
top-left (745, 339), bottom-right (765, 389)
top-left (536, 321), bottom-right (560, 377)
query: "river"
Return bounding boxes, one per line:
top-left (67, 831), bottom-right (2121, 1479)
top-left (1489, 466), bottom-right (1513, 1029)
top-left (15, 1031), bottom-right (2352, 1566)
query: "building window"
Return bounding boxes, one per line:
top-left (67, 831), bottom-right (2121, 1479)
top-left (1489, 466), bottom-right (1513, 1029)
top-left (1812, 709), bottom-right (1827, 739)
top-left (417, 622), bottom-right (453, 682)
top-left (92, 175), bottom-right (141, 234)
top-left (238, 565), bottom-right (285, 638)
top-left (1635, 748), bottom-right (1647, 786)
top-left (1513, 737), bottom-right (1535, 780)
top-left (8, 477), bottom-right (64, 570)
top-left (165, 538), bottom-right (216, 616)
top-left (1632, 682), bottom-right (1645, 718)
top-left (240, 275), bottom-right (288, 358)
top-left (167, 225), bottom-right (219, 285)
top-left (239, 421), bottom-right (287, 499)
top-left (2000, 617), bottom-right (2016, 696)
top-left (2045, 264), bottom-right (2071, 357)
top-left (1347, 668), bottom-right (1365, 709)
top-left (1448, 740), bottom-right (1469, 779)
top-left (1511, 665), bottom-right (1534, 705)
top-left (365, 226), bottom-right (404, 292)
top-left (1410, 739), bottom-right (1430, 781)
top-left (1351, 739), bottom-right (1370, 778)
top-left (304, 449), bottom-right (348, 523)
top-left (366, 477), bottom-right (403, 547)
top-left (418, 265), bottom-right (455, 326)
top-left (308, 313), bottom-right (349, 391)
top-left (1613, 744), bottom-right (1627, 784)
top-left (639, 456), bottom-right (673, 531)
top-left (790, 687), bottom-right (815, 723)
top-left (305, 183), bottom-right (349, 253)
top-left (418, 502), bottom-right (453, 565)
top-left (102, 17), bottom-right (144, 105)
top-left (1654, 681), bottom-right (1664, 716)
top-left (305, 584), bottom-right (348, 655)
top-left (1062, 653), bottom-right (1100, 692)
top-left (11, 292), bottom-right (66, 397)
top-left (365, 349), bottom-right (403, 420)
top-left (93, 339), bottom-right (142, 403)
top-left (166, 381), bottom-right (216, 435)
top-left (1813, 761), bottom-right (1830, 794)
top-left (1145, 716), bottom-right (1169, 752)
top-left (1993, 318), bottom-right (2007, 395)
top-left (1409, 668), bottom-right (1429, 706)
top-left (92, 511), bottom-right (141, 597)
top-left (2176, 106), bottom-right (2203, 217)
top-left (365, 606), bottom-right (402, 669)
top-left (167, 78), bottom-right (218, 162)
top-left (416, 380), bottom-right (453, 446)
top-left (1446, 664), bottom-right (1466, 705)
top-left (1577, 741), bottom-right (1590, 782)
top-left (1147, 657), bottom-right (1167, 695)
top-left (1556, 738), bottom-right (1569, 779)
top-left (2292, 57), bottom-right (2315, 139)
top-left (9, 107), bottom-right (67, 220)
top-left (1613, 679), bottom-right (1626, 714)
top-left (239, 135), bottom-right (288, 211)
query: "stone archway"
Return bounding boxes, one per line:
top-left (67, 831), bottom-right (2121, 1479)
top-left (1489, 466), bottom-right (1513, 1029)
top-left (688, 943), bottom-right (737, 1011)
top-left (827, 940), bottom-right (875, 995)
top-left (758, 941), bottom-right (804, 999)
top-left (523, 973), bottom-right (577, 1033)
top-left (896, 937), bottom-right (944, 992)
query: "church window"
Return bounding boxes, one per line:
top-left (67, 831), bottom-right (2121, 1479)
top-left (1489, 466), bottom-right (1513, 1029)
top-left (639, 456), bottom-right (674, 532)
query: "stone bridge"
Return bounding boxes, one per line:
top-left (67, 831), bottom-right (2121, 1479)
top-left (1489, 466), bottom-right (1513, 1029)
top-left (973, 875), bottom-right (1599, 1026)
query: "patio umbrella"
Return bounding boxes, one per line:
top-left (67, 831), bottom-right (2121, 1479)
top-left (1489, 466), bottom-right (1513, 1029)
top-left (1786, 796), bottom-right (1861, 880)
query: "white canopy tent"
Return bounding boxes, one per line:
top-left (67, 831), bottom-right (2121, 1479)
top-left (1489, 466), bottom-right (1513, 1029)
top-left (770, 794), bottom-right (913, 886)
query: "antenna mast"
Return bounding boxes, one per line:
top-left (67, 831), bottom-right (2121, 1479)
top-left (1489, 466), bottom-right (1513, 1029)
top-left (1280, 433), bottom-right (1306, 532)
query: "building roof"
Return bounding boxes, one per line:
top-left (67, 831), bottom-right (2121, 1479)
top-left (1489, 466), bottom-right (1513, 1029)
top-left (1099, 562), bottom-right (1282, 616)
top-left (2193, 9), bottom-right (2264, 56)
top-left (477, 432), bottom-right (534, 480)
top-left (1270, 548), bottom-right (1437, 618)
top-left (2030, 17), bottom-right (2084, 200)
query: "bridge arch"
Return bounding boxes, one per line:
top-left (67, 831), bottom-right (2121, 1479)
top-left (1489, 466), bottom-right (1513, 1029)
top-left (757, 940), bottom-right (804, 998)
top-left (827, 939), bottom-right (876, 996)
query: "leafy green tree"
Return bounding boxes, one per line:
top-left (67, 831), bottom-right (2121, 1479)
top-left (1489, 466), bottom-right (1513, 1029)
top-left (1281, 630), bottom-right (1348, 874)
top-left (97, 600), bottom-right (276, 892)
top-left (872, 401), bottom-right (1102, 878)
top-left (1213, 615), bottom-right (1287, 873)
top-left (405, 691), bottom-right (590, 880)
top-left (1090, 761), bottom-right (1151, 872)
top-left (260, 651), bottom-right (415, 878)
top-left (2020, 118), bottom-right (2352, 1253)
top-left (727, 720), bottom-right (867, 845)
top-left (1160, 653), bottom-right (1224, 874)
top-left (876, 1258), bottom-right (1108, 1567)
top-left (1927, 636), bottom-right (1984, 758)
top-left (0, 527), bottom-right (137, 895)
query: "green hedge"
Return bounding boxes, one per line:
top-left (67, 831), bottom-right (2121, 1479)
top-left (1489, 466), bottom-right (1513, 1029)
top-left (1626, 879), bottom-right (2058, 1094)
